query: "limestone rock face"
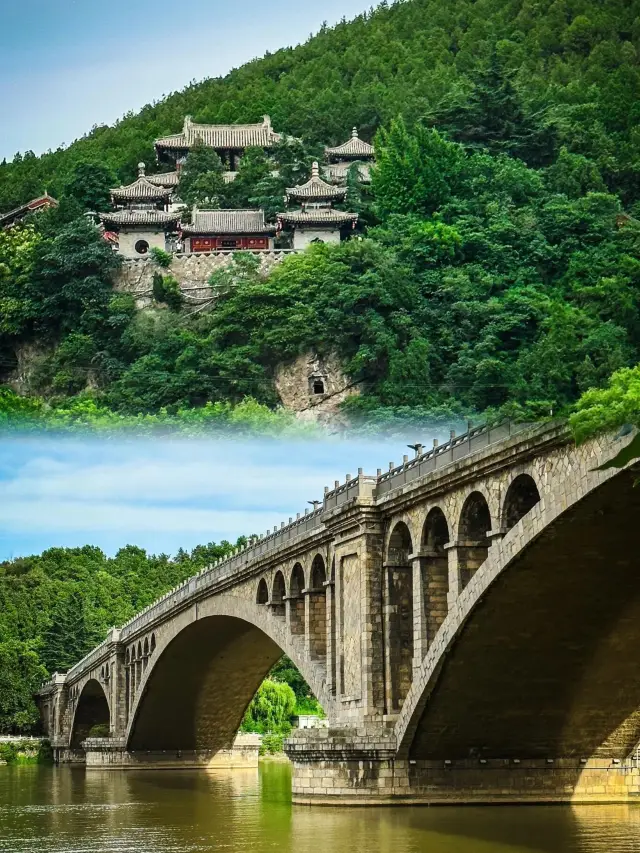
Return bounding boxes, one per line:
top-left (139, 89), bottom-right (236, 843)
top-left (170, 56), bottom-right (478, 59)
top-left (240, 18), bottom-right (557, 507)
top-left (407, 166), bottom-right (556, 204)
top-left (274, 351), bottom-right (360, 426)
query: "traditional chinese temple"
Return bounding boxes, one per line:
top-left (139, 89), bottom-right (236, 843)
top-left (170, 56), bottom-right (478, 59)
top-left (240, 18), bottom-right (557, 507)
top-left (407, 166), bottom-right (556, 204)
top-left (155, 114), bottom-right (283, 180)
top-left (325, 127), bottom-right (375, 185)
top-left (277, 161), bottom-right (358, 250)
top-left (181, 209), bottom-right (276, 253)
top-left (99, 163), bottom-right (178, 258)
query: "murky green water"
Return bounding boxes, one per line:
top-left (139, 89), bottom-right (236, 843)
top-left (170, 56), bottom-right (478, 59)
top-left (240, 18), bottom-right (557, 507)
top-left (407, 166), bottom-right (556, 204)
top-left (1, 762), bottom-right (640, 852)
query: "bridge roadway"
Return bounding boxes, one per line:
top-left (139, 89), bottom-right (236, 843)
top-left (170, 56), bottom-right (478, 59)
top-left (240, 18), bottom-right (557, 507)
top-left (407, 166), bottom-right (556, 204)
top-left (37, 421), bottom-right (640, 804)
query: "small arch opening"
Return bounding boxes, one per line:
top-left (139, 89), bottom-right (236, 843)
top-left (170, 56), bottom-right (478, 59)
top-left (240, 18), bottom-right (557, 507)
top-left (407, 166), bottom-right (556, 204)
top-left (458, 492), bottom-right (492, 590)
top-left (256, 577), bottom-right (269, 605)
top-left (385, 521), bottom-right (414, 712)
top-left (503, 474), bottom-right (541, 531)
top-left (289, 563), bottom-right (306, 635)
top-left (309, 555), bottom-right (327, 661)
top-left (421, 507), bottom-right (451, 650)
top-left (271, 571), bottom-right (286, 619)
top-left (150, 634), bottom-right (156, 654)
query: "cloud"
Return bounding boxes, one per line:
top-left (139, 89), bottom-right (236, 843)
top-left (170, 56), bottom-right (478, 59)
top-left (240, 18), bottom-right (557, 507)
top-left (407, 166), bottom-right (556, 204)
top-left (0, 435), bottom-right (399, 558)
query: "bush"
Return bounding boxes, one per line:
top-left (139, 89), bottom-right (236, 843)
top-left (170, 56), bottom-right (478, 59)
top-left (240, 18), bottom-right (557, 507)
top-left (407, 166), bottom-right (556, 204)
top-left (260, 733), bottom-right (285, 755)
top-left (150, 247), bottom-right (173, 268)
top-left (87, 724), bottom-right (110, 738)
top-left (152, 273), bottom-right (183, 310)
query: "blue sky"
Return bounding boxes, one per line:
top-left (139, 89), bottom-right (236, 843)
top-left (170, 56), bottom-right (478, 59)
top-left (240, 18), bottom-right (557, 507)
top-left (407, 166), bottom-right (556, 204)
top-left (0, 432), bottom-right (454, 561)
top-left (0, 0), bottom-right (374, 160)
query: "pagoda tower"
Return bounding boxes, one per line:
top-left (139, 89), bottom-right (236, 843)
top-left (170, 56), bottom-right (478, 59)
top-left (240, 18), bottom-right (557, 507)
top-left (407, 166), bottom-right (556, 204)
top-left (325, 127), bottom-right (375, 185)
top-left (99, 163), bottom-right (179, 258)
top-left (277, 162), bottom-right (358, 251)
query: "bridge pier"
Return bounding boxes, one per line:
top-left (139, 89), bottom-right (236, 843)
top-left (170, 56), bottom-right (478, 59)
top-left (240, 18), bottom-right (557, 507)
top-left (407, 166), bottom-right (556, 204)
top-left (285, 730), bottom-right (640, 805)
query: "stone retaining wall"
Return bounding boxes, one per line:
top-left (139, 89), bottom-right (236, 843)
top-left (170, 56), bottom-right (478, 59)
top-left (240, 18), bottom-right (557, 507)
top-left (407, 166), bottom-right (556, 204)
top-left (115, 252), bottom-right (293, 308)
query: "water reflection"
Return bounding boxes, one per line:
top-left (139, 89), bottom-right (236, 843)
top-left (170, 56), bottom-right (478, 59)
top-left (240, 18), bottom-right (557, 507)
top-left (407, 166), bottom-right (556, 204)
top-left (1, 763), bottom-right (640, 852)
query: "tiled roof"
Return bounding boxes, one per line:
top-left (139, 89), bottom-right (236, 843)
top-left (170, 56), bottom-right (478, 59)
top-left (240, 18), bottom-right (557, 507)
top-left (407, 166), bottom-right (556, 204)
top-left (277, 209), bottom-right (359, 228)
top-left (146, 171), bottom-right (180, 188)
top-left (325, 161), bottom-right (372, 185)
top-left (155, 115), bottom-right (282, 151)
top-left (99, 210), bottom-right (180, 228)
top-left (286, 162), bottom-right (347, 202)
top-left (111, 165), bottom-right (171, 202)
top-left (0, 193), bottom-right (58, 227)
top-left (181, 209), bottom-right (276, 236)
top-left (325, 128), bottom-right (375, 160)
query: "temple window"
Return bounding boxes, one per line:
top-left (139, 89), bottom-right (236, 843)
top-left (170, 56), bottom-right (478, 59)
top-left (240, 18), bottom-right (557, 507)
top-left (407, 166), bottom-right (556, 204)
top-left (135, 239), bottom-right (150, 255)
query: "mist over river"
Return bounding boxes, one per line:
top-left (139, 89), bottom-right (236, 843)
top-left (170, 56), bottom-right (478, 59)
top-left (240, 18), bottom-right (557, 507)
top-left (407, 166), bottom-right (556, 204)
top-left (1, 763), bottom-right (640, 852)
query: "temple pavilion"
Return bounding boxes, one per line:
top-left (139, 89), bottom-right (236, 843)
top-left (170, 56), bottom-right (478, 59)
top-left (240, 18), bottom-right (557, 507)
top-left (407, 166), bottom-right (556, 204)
top-left (325, 127), bottom-right (375, 185)
top-left (154, 115), bottom-right (283, 185)
top-left (277, 161), bottom-right (358, 250)
top-left (99, 163), bottom-right (179, 258)
top-left (181, 209), bottom-right (276, 253)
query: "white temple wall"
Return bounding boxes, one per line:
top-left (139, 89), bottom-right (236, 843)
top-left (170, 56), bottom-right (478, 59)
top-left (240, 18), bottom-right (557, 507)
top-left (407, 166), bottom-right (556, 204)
top-left (119, 230), bottom-right (168, 259)
top-left (293, 229), bottom-right (342, 251)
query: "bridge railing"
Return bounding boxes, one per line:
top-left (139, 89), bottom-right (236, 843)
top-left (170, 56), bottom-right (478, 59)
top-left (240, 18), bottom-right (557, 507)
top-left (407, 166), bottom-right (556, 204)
top-left (376, 421), bottom-right (531, 496)
top-left (110, 420), bottom-right (535, 645)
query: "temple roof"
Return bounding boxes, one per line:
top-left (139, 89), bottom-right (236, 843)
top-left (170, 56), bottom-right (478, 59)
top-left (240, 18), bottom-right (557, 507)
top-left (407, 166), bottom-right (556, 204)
top-left (111, 164), bottom-right (172, 202)
top-left (155, 115), bottom-right (282, 152)
top-left (325, 161), bottom-right (372, 185)
top-left (99, 210), bottom-right (180, 229)
top-left (0, 193), bottom-right (58, 228)
top-left (146, 171), bottom-right (180, 188)
top-left (286, 162), bottom-right (347, 203)
top-left (325, 128), bottom-right (375, 160)
top-left (182, 209), bottom-right (276, 236)
top-left (277, 209), bottom-right (359, 228)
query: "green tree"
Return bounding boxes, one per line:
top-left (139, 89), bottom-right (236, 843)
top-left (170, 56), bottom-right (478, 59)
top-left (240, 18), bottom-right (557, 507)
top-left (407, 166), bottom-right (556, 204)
top-left (0, 641), bottom-right (47, 733)
top-left (372, 118), bottom-right (465, 218)
top-left (178, 143), bottom-right (226, 209)
top-left (62, 161), bottom-right (117, 212)
top-left (240, 678), bottom-right (296, 735)
top-left (432, 48), bottom-right (556, 166)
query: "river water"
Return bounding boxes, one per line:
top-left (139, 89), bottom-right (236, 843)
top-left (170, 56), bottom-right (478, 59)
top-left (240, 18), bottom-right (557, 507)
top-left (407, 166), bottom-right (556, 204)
top-left (1, 762), bottom-right (640, 852)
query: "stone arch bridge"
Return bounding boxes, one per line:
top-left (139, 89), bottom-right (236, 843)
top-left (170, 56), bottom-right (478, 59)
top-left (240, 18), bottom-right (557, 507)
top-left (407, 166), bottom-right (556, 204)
top-left (38, 421), bottom-right (640, 804)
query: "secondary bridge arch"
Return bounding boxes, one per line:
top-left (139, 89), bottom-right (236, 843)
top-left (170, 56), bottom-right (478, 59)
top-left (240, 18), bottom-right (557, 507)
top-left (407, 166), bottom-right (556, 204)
top-left (125, 592), bottom-right (332, 753)
top-left (70, 678), bottom-right (111, 748)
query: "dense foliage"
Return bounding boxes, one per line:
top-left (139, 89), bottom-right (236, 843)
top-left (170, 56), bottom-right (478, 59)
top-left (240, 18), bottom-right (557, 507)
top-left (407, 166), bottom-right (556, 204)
top-left (2, 0), bottom-right (640, 209)
top-left (0, 541), bottom-right (240, 732)
top-left (0, 0), bottom-right (639, 423)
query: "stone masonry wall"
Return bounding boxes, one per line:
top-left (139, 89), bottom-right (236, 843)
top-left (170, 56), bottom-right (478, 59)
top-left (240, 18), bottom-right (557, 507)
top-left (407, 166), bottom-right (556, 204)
top-left (114, 252), bottom-right (292, 309)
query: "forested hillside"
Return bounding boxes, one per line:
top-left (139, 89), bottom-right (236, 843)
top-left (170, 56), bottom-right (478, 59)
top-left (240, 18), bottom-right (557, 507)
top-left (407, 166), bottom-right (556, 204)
top-left (2, 0), bottom-right (640, 207)
top-left (1, 0), bottom-right (640, 424)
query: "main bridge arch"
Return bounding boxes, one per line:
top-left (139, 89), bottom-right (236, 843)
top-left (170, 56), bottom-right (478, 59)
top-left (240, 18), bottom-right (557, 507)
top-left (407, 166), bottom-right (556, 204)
top-left (395, 459), bottom-right (640, 763)
top-left (125, 591), bottom-right (332, 753)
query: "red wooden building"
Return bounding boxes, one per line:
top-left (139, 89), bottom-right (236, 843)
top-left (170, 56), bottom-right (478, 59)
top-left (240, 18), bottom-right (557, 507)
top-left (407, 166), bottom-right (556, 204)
top-left (181, 209), bottom-right (276, 253)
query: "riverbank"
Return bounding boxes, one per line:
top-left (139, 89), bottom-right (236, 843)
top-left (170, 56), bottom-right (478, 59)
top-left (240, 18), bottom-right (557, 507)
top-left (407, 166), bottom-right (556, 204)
top-left (0, 739), bottom-right (52, 765)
